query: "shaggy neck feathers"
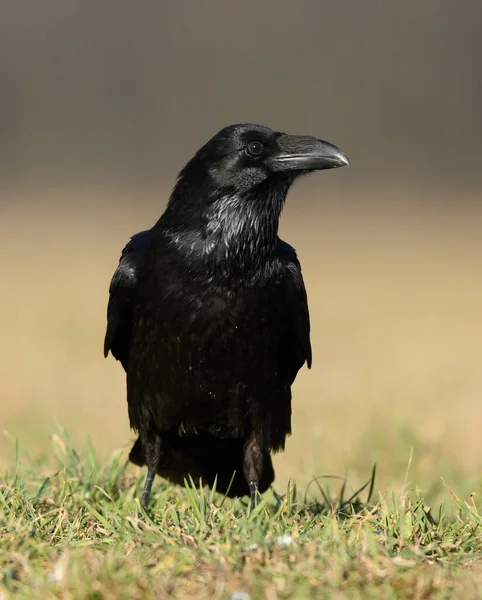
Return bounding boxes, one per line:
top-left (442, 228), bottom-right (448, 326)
top-left (160, 171), bottom-right (292, 277)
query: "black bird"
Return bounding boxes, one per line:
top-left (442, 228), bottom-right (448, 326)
top-left (104, 124), bottom-right (349, 508)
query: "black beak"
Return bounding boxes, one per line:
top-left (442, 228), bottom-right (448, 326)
top-left (268, 134), bottom-right (349, 172)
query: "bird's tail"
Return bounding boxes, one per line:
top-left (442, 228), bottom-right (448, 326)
top-left (128, 434), bottom-right (274, 498)
top-left (128, 436), bottom-right (146, 466)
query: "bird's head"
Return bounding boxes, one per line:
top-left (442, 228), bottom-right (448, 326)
top-left (163, 123), bottom-right (349, 271)
top-left (184, 123), bottom-right (349, 194)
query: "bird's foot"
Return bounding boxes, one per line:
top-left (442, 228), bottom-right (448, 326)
top-left (271, 486), bottom-right (284, 509)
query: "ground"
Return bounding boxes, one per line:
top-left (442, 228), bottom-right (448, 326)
top-left (1, 184), bottom-right (482, 598)
top-left (2, 434), bottom-right (482, 599)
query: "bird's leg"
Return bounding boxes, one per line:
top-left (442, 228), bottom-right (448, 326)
top-left (140, 432), bottom-right (161, 509)
top-left (243, 432), bottom-right (264, 510)
top-left (141, 469), bottom-right (156, 508)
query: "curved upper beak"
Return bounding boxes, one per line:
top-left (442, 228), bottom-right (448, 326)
top-left (267, 134), bottom-right (349, 172)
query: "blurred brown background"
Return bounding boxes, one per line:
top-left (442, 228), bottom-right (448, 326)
top-left (1, 0), bottom-right (481, 500)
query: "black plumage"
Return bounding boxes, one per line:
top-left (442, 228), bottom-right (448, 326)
top-left (104, 124), bottom-right (349, 507)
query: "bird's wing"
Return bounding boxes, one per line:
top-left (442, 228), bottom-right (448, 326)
top-left (275, 239), bottom-right (312, 381)
top-left (104, 229), bottom-right (153, 369)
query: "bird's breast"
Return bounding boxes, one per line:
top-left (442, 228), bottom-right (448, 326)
top-left (132, 270), bottom-right (288, 374)
top-left (127, 267), bottom-right (293, 446)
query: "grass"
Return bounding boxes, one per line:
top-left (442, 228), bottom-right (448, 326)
top-left (2, 429), bottom-right (482, 599)
top-left (1, 184), bottom-right (482, 597)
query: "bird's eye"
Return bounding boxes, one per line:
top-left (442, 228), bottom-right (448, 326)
top-left (245, 141), bottom-right (264, 158)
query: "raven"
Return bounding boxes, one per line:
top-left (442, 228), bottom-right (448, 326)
top-left (104, 124), bottom-right (349, 508)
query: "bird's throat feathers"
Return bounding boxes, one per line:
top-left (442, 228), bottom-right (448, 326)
top-left (161, 176), bottom-right (292, 276)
